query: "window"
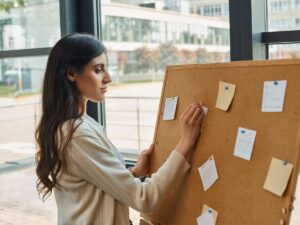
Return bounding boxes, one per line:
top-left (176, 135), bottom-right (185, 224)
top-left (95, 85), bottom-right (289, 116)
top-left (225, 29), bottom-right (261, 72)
top-left (269, 43), bottom-right (300, 59)
top-left (101, 1), bottom-right (230, 157)
top-left (0, 1), bottom-right (60, 224)
top-left (296, 18), bottom-right (300, 27)
top-left (0, 0), bottom-right (60, 50)
top-left (267, 0), bottom-right (300, 59)
top-left (0, 56), bottom-right (58, 225)
top-left (268, 0), bottom-right (300, 31)
top-left (0, 56), bottom-right (47, 95)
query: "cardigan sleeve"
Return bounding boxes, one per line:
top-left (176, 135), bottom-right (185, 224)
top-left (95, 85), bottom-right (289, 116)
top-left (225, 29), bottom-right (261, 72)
top-left (68, 132), bottom-right (190, 214)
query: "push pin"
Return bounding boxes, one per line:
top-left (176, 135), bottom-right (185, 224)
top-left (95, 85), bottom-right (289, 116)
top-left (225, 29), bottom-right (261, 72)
top-left (225, 86), bottom-right (229, 90)
top-left (283, 160), bottom-right (288, 166)
top-left (274, 81), bottom-right (278, 85)
top-left (208, 209), bottom-right (212, 213)
top-left (241, 130), bottom-right (245, 134)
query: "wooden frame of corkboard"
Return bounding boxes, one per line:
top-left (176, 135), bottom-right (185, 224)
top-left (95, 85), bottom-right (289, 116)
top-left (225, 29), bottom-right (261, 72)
top-left (140, 59), bottom-right (300, 225)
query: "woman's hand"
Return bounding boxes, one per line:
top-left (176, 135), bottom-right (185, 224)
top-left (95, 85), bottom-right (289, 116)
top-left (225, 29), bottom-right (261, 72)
top-left (130, 144), bottom-right (154, 178)
top-left (175, 103), bottom-right (205, 158)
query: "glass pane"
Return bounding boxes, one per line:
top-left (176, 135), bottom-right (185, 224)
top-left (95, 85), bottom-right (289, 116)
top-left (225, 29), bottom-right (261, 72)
top-left (0, 0), bottom-right (60, 50)
top-left (0, 56), bottom-right (57, 224)
top-left (269, 43), bottom-right (300, 59)
top-left (101, 0), bottom-right (230, 155)
top-left (0, 56), bottom-right (47, 96)
top-left (268, 43), bottom-right (300, 225)
top-left (268, 0), bottom-right (300, 31)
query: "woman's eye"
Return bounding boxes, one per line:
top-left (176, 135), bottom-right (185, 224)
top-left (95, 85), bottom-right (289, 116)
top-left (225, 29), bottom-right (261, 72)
top-left (95, 68), bottom-right (102, 73)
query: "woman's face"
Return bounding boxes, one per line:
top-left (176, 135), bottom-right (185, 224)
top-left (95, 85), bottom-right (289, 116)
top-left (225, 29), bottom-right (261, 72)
top-left (73, 53), bottom-right (111, 102)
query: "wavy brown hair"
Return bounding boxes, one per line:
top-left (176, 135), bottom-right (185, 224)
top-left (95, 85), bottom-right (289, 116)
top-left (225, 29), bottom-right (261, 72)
top-left (35, 33), bottom-right (106, 200)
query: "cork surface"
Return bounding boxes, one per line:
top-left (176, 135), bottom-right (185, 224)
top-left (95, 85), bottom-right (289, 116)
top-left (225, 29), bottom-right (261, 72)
top-left (142, 59), bottom-right (300, 225)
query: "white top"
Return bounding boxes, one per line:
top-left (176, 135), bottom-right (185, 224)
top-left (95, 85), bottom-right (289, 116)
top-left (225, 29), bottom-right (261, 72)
top-left (54, 113), bottom-right (190, 225)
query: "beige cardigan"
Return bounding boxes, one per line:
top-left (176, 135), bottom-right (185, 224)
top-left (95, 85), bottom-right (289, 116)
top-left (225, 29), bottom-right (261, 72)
top-left (54, 113), bottom-right (190, 225)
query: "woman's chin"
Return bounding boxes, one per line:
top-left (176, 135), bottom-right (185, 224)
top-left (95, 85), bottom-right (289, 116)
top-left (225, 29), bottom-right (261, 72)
top-left (89, 96), bottom-right (105, 103)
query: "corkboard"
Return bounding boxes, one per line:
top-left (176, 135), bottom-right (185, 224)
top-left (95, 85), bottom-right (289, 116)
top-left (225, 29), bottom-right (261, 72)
top-left (141, 59), bottom-right (300, 225)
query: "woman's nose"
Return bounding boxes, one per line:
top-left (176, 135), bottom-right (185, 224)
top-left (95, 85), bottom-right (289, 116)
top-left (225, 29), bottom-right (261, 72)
top-left (104, 71), bottom-right (112, 84)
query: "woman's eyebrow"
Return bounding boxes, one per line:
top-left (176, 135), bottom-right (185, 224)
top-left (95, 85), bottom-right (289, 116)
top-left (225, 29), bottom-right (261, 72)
top-left (93, 63), bottom-right (105, 68)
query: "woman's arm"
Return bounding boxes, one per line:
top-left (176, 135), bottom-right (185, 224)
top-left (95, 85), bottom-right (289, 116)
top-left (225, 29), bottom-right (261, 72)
top-left (69, 134), bottom-right (190, 214)
top-left (69, 103), bottom-right (204, 213)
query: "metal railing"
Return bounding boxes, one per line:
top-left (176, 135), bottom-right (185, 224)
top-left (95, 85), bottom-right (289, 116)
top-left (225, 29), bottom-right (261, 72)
top-left (0, 96), bottom-right (160, 169)
top-left (105, 96), bottom-right (159, 151)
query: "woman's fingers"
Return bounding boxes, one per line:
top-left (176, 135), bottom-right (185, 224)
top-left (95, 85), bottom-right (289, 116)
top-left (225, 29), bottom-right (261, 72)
top-left (182, 103), bottom-right (200, 116)
top-left (196, 110), bottom-right (205, 125)
top-left (183, 103), bottom-right (201, 121)
top-left (184, 104), bottom-right (203, 123)
top-left (190, 106), bottom-right (204, 123)
top-left (141, 143), bottom-right (154, 156)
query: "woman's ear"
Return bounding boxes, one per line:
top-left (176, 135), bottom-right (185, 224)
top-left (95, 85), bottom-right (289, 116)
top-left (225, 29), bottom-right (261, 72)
top-left (66, 68), bottom-right (76, 82)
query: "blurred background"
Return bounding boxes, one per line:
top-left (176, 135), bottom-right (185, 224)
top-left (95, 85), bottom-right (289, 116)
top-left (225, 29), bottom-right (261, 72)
top-left (0, 0), bottom-right (299, 224)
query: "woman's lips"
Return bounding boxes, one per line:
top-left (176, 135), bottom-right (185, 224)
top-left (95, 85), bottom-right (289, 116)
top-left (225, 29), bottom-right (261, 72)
top-left (100, 87), bottom-right (107, 93)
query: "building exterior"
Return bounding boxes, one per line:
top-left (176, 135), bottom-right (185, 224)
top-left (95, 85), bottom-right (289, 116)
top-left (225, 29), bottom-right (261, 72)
top-left (189, 0), bottom-right (300, 31)
top-left (0, 0), bottom-right (59, 93)
top-left (101, 1), bottom-right (230, 81)
top-left (0, 0), bottom-right (231, 87)
top-left (188, 0), bottom-right (300, 58)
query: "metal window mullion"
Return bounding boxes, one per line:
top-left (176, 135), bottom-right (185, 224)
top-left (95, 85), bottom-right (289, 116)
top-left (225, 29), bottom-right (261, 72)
top-left (0, 47), bottom-right (51, 59)
top-left (229, 0), bottom-right (267, 61)
top-left (59, 0), bottom-right (106, 126)
top-left (262, 30), bottom-right (300, 44)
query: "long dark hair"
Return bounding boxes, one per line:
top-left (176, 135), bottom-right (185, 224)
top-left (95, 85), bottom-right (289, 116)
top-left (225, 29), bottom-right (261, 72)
top-left (35, 33), bottom-right (106, 200)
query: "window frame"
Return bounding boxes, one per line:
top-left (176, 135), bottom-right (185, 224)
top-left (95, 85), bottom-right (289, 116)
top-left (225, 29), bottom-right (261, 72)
top-left (1, 0), bottom-right (300, 153)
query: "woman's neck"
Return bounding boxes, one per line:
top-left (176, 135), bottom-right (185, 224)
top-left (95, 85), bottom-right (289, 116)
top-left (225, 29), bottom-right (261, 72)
top-left (79, 98), bottom-right (88, 114)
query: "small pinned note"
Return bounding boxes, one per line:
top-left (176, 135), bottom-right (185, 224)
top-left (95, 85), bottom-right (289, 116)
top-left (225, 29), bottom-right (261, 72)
top-left (215, 81), bottom-right (236, 111)
top-left (262, 80), bottom-right (287, 112)
top-left (233, 127), bottom-right (257, 161)
top-left (202, 205), bottom-right (218, 223)
top-left (198, 155), bottom-right (219, 191)
top-left (197, 210), bottom-right (215, 225)
top-left (263, 157), bottom-right (294, 196)
top-left (163, 97), bottom-right (178, 120)
top-left (201, 106), bottom-right (208, 132)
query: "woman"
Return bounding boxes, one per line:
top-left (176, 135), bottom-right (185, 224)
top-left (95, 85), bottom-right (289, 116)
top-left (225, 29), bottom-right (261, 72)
top-left (35, 33), bottom-right (205, 225)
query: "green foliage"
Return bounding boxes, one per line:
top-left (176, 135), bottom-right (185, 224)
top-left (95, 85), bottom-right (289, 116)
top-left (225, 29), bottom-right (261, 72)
top-left (0, 84), bottom-right (16, 96)
top-left (0, 0), bottom-right (26, 13)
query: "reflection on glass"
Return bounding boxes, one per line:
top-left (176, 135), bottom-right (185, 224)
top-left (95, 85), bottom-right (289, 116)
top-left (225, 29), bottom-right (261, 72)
top-left (0, 56), bottom-right (47, 97)
top-left (269, 44), bottom-right (300, 59)
top-left (101, 0), bottom-right (230, 155)
top-left (0, 56), bottom-right (50, 224)
top-left (0, 0), bottom-right (60, 50)
top-left (268, 0), bottom-right (300, 31)
top-left (102, 1), bottom-right (230, 84)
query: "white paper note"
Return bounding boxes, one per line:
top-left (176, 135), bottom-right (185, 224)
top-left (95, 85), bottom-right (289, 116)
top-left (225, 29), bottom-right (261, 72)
top-left (199, 155), bottom-right (219, 191)
top-left (233, 127), bottom-right (257, 161)
top-left (197, 210), bottom-right (215, 225)
top-left (201, 106), bottom-right (208, 132)
top-left (163, 97), bottom-right (178, 120)
top-left (202, 205), bottom-right (218, 223)
top-left (262, 80), bottom-right (287, 112)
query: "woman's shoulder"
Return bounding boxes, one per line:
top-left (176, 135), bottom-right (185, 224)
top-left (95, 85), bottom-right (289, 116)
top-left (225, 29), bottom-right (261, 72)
top-left (60, 115), bottom-right (97, 138)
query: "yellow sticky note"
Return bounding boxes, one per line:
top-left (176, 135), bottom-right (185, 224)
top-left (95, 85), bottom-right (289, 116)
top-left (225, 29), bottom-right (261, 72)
top-left (215, 81), bottom-right (236, 111)
top-left (263, 157), bottom-right (294, 197)
top-left (202, 204), bottom-right (218, 223)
